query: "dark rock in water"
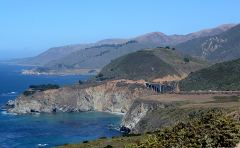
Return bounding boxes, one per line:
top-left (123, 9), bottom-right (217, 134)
top-left (120, 126), bottom-right (131, 134)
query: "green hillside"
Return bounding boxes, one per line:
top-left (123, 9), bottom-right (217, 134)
top-left (179, 58), bottom-right (240, 91)
top-left (98, 47), bottom-right (207, 81)
top-left (176, 24), bottom-right (240, 63)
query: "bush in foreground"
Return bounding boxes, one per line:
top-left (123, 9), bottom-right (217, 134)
top-left (130, 109), bottom-right (240, 148)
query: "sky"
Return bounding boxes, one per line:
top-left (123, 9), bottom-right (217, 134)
top-left (0, 0), bottom-right (240, 60)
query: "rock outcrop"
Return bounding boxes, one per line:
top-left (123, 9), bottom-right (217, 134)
top-left (120, 99), bottom-right (175, 133)
top-left (7, 80), bottom-right (154, 114)
top-left (121, 99), bottom-right (165, 133)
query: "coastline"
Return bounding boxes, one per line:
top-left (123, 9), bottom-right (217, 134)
top-left (0, 62), bottom-right (100, 76)
top-left (21, 68), bottom-right (100, 76)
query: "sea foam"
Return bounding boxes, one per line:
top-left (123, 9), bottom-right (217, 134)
top-left (1, 110), bottom-right (17, 115)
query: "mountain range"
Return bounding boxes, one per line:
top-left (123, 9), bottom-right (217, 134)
top-left (8, 24), bottom-right (236, 74)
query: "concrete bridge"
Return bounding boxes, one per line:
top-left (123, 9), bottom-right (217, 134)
top-left (146, 83), bottom-right (175, 93)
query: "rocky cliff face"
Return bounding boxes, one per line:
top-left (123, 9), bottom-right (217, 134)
top-left (7, 81), bottom-right (154, 114)
top-left (121, 99), bottom-right (167, 133)
top-left (120, 99), bottom-right (179, 134)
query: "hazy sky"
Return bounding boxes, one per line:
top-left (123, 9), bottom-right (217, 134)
top-left (0, 0), bottom-right (239, 60)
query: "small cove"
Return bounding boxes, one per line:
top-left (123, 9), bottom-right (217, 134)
top-left (0, 64), bottom-right (122, 148)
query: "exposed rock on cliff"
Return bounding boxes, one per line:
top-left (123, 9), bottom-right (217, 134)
top-left (121, 99), bottom-right (173, 133)
top-left (121, 94), bottom-right (240, 134)
top-left (8, 81), bottom-right (154, 114)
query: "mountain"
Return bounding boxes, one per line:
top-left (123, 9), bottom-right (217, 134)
top-left (175, 24), bottom-right (240, 63)
top-left (179, 58), bottom-right (240, 91)
top-left (135, 24), bottom-right (235, 46)
top-left (98, 47), bottom-right (207, 81)
top-left (44, 40), bottom-right (160, 70)
top-left (9, 24), bottom-right (235, 74)
top-left (16, 44), bottom-right (93, 66)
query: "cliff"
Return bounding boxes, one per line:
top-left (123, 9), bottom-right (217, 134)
top-left (121, 99), bottom-right (173, 133)
top-left (7, 80), bottom-right (155, 114)
top-left (8, 79), bottom-right (240, 135)
top-left (121, 94), bottom-right (240, 134)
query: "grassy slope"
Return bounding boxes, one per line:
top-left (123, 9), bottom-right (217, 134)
top-left (179, 58), bottom-right (240, 91)
top-left (99, 48), bottom-right (207, 81)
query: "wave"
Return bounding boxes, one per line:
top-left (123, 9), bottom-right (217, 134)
top-left (0, 91), bottom-right (18, 97)
top-left (1, 110), bottom-right (17, 115)
top-left (37, 143), bottom-right (48, 147)
top-left (9, 91), bottom-right (17, 94)
top-left (109, 111), bottom-right (125, 116)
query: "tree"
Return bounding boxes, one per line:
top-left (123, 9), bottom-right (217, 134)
top-left (165, 46), bottom-right (170, 49)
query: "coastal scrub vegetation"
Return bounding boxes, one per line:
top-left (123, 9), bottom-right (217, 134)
top-left (131, 109), bottom-right (240, 147)
top-left (59, 109), bottom-right (240, 148)
top-left (179, 58), bottom-right (240, 91)
top-left (183, 57), bottom-right (190, 63)
top-left (23, 84), bottom-right (60, 96)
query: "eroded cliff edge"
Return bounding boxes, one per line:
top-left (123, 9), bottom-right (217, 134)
top-left (121, 98), bottom-right (177, 134)
top-left (6, 81), bottom-right (240, 135)
top-left (7, 80), bottom-right (154, 114)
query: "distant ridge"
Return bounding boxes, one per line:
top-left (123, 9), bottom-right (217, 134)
top-left (135, 24), bottom-right (236, 46)
top-left (8, 23), bottom-right (235, 74)
top-left (175, 24), bottom-right (240, 63)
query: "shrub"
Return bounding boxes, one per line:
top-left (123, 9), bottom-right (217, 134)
top-left (29, 84), bottom-right (59, 91)
top-left (23, 84), bottom-right (60, 96)
top-left (165, 46), bottom-right (170, 49)
top-left (104, 145), bottom-right (113, 148)
top-left (135, 109), bottom-right (240, 147)
top-left (23, 90), bottom-right (35, 96)
top-left (183, 57), bottom-right (190, 63)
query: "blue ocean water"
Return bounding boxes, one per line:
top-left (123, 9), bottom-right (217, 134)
top-left (0, 64), bottom-right (122, 148)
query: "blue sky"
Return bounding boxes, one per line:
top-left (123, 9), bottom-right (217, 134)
top-left (0, 0), bottom-right (239, 60)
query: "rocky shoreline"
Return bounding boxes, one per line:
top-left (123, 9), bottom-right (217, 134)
top-left (21, 68), bottom-right (99, 76)
top-left (6, 80), bottom-right (157, 133)
top-left (6, 80), bottom-right (240, 134)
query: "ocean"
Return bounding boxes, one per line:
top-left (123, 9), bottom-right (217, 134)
top-left (0, 64), bottom-right (122, 148)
